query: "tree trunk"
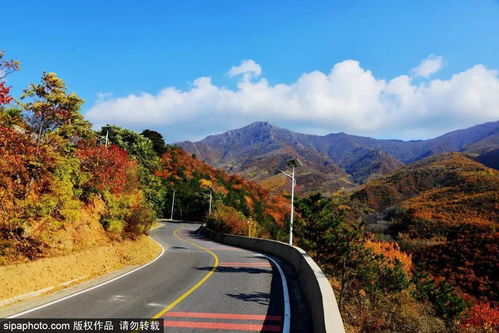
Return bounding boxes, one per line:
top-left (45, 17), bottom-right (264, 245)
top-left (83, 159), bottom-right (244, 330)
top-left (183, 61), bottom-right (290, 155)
top-left (24, 117), bottom-right (45, 199)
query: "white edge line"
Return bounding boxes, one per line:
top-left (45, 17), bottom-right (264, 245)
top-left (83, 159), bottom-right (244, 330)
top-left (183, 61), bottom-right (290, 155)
top-left (196, 227), bottom-right (291, 333)
top-left (8, 232), bottom-right (166, 318)
top-left (264, 255), bottom-right (291, 333)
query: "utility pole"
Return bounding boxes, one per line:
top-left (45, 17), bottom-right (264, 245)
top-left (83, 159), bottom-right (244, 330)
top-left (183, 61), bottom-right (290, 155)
top-left (105, 130), bottom-right (109, 148)
top-left (278, 159), bottom-right (303, 245)
top-left (170, 190), bottom-right (175, 220)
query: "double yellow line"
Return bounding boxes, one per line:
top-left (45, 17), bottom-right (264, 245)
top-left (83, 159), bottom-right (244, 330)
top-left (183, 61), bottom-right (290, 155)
top-left (152, 227), bottom-right (219, 318)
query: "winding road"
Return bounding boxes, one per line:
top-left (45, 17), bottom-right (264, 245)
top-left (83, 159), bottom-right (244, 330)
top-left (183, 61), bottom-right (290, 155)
top-left (8, 221), bottom-right (312, 332)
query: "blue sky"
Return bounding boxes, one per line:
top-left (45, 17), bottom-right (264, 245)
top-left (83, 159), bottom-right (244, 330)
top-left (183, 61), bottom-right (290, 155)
top-left (2, 0), bottom-right (499, 142)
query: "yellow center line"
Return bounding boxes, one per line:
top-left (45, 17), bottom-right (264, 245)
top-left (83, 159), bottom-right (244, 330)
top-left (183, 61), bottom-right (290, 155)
top-left (152, 226), bottom-right (219, 319)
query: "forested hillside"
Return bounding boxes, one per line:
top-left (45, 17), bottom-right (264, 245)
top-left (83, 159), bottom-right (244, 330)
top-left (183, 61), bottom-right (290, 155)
top-left (0, 61), bottom-right (157, 263)
top-left (352, 153), bottom-right (498, 303)
top-left (353, 153), bottom-right (498, 225)
top-left (331, 153), bottom-right (498, 331)
top-left (156, 146), bottom-right (289, 238)
top-left (0, 53), bottom-right (289, 265)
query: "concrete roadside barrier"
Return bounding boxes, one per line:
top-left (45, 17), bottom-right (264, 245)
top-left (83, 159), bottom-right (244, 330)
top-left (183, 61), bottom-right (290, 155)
top-left (199, 225), bottom-right (345, 333)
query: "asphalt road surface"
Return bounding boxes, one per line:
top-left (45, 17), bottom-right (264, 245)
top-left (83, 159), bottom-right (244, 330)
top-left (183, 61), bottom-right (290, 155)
top-left (9, 221), bottom-right (312, 332)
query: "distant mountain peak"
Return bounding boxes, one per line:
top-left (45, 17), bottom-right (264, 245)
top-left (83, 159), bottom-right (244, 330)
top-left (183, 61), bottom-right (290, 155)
top-left (208, 121), bottom-right (278, 138)
top-left (240, 121), bottom-right (285, 134)
top-left (176, 120), bottom-right (499, 193)
top-left (247, 121), bottom-right (273, 127)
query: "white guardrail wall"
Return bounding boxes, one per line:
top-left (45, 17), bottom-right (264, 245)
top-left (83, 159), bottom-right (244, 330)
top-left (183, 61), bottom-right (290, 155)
top-left (199, 225), bottom-right (345, 333)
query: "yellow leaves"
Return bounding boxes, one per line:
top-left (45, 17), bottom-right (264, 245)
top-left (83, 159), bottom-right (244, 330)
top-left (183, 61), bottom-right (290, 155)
top-left (44, 72), bottom-right (65, 88)
top-left (199, 178), bottom-right (213, 188)
top-left (244, 195), bottom-right (254, 208)
top-left (211, 205), bottom-right (247, 236)
top-left (212, 183), bottom-right (229, 195)
top-left (365, 239), bottom-right (413, 274)
top-left (338, 204), bottom-right (351, 211)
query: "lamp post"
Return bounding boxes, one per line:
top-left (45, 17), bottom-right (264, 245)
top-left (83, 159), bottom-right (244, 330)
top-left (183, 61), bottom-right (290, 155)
top-left (170, 189), bottom-right (175, 220)
top-left (278, 158), bottom-right (303, 245)
top-left (208, 188), bottom-right (212, 217)
top-left (99, 130), bottom-right (109, 147)
top-left (247, 218), bottom-right (254, 237)
top-left (203, 188), bottom-right (213, 217)
top-left (104, 130), bottom-right (109, 147)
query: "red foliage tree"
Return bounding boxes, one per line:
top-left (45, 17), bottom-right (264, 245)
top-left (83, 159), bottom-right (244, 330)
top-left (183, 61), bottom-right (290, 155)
top-left (461, 303), bottom-right (499, 331)
top-left (0, 82), bottom-right (12, 105)
top-left (0, 51), bottom-right (20, 105)
top-left (0, 126), bottom-right (54, 199)
top-left (0, 125), bottom-right (54, 253)
top-left (77, 145), bottom-right (135, 194)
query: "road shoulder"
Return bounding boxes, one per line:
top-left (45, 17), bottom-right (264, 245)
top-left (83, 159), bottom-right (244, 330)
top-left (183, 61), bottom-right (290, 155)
top-left (0, 232), bottom-right (164, 318)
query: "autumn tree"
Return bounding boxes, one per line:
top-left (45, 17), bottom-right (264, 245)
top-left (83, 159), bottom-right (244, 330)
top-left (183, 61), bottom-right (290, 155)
top-left (0, 83), bottom-right (11, 105)
top-left (208, 205), bottom-right (247, 235)
top-left (461, 303), bottom-right (499, 331)
top-left (19, 72), bottom-right (93, 154)
top-left (78, 145), bottom-right (155, 238)
top-left (98, 125), bottom-right (166, 216)
top-left (0, 51), bottom-right (20, 105)
top-left (0, 126), bottom-right (54, 231)
top-left (77, 145), bottom-right (135, 195)
top-left (0, 107), bottom-right (23, 127)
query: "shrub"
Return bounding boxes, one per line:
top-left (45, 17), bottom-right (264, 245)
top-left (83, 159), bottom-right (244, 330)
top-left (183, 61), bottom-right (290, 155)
top-left (125, 195), bottom-right (156, 236)
top-left (208, 205), bottom-right (248, 236)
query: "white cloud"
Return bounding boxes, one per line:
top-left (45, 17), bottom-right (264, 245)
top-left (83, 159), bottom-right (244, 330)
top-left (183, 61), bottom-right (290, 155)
top-left (86, 58), bottom-right (499, 142)
top-left (411, 55), bottom-right (444, 78)
top-left (227, 59), bottom-right (262, 80)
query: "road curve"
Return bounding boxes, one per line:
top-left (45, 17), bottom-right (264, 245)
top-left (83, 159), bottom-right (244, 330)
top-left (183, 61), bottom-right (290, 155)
top-left (12, 222), bottom-right (291, 332)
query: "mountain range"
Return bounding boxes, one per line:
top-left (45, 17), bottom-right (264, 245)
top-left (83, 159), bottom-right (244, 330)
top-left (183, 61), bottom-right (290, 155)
top-left (177, 120), bottom-right (499, 193)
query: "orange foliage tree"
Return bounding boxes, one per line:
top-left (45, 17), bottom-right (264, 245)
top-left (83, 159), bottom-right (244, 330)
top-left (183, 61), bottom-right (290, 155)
top-left (365, 238), bottom-right (413, 274)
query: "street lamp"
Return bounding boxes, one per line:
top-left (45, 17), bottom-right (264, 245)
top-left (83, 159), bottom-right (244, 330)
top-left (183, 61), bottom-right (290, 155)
top-left (278, 158), bottom-right (303, 245)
